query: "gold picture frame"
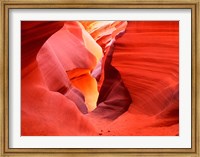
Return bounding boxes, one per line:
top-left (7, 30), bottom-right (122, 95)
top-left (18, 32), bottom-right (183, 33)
top-left (0, 0), bottom-right (199, 156)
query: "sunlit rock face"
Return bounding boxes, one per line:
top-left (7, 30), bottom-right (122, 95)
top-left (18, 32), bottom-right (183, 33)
top-left (21, 21), bottom-right (179, 136)
top-left (112, 21), bottom-right (179, 115)
top-left (36, 22), bottom-right (103, 112)
top-left (21, 21), bottom-right (97, 135)
top-left (107, 21), bottom-right (179, 135)
top-left (81, 21), bottom-right (132, 121)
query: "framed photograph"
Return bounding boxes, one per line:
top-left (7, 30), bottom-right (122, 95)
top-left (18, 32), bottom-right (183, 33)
top-left (1, 0), bottom-right (199, 156)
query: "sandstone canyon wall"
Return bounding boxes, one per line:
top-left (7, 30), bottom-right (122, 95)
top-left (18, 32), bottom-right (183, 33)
top-left (21, 21), bottom-right (179, 136)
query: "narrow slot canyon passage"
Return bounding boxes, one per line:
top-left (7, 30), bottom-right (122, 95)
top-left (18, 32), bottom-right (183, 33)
top-left (21, 21), bottom-right (179, 136)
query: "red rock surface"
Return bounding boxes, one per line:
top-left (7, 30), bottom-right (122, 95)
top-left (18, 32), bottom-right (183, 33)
top-left (22, 22), bottom-right (97, 135)
top-left (112, 21), bottom-right (179, 115)
top-left (108, 21), bottom-right (179, 135)
top-left (21, 21), bottom-right (179, 136)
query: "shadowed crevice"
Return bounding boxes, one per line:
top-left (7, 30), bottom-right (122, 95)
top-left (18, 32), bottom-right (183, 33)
top-left (90, 31), bottom-right (132, 120)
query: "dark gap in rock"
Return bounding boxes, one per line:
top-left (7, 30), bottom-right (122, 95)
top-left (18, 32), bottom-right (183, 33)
top-left (90, 31), bottom-right (133, 120)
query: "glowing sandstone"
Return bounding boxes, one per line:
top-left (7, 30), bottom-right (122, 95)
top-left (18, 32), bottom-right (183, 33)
top-left (21, 21), bottom-right (179, 136)
top-left (21, 22), bottom-right (96, 135)
top-left (37, 22), bottom-right (103, 112)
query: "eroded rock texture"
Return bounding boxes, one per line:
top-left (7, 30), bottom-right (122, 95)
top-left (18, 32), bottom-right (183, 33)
top-left (21, 21), bottom-right (179, 136)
